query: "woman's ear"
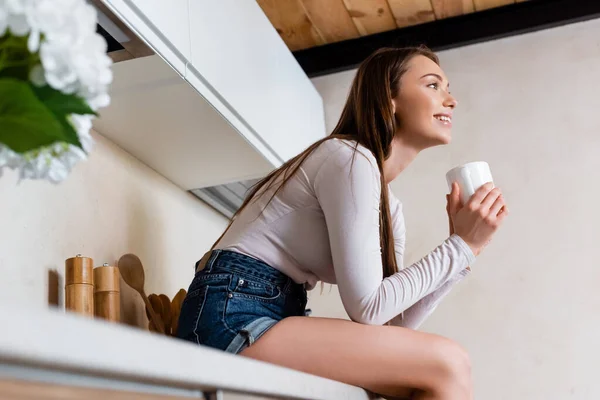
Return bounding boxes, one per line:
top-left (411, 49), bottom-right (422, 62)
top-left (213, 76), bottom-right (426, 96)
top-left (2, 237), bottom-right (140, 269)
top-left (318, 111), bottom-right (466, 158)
top-left (391, 98), bottom-right (396, 114)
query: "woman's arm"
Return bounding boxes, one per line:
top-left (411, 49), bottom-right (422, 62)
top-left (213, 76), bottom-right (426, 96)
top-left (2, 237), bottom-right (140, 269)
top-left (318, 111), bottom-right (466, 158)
top-left (386, 191), bottom-right (471, 329)
top-left (313, 146), bottom-right (475, 326)
top-left (386, 269), bottom-right (470, 328)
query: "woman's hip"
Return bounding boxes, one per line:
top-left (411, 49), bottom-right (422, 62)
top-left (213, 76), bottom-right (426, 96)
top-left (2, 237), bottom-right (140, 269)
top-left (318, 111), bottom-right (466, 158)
top-left (176, 249), bottom-right (307, 354)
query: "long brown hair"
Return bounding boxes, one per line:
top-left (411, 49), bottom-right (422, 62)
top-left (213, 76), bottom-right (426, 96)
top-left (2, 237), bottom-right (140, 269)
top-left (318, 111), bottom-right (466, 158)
top-left (210, 46), bottom-right (439, 279)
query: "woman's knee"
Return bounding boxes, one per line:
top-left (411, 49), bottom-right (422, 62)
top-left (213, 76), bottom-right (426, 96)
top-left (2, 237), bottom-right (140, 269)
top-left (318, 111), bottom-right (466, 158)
top-left (429, 337), bottom-right (472, 395)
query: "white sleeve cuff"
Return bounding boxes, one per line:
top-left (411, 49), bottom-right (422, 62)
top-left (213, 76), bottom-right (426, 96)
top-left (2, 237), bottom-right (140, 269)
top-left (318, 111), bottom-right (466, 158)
top-left (449, 234), bottom-right (477, 267)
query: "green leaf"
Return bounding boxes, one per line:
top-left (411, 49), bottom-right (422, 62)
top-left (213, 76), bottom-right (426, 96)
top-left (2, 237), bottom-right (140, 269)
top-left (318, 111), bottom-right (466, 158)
top-left (0, 78), bottom-right (69, 153)
top-left (32, 85), bottom-right (97, 150)
top-left (32, 85), bottom-right (97, 117)
top-left (55, 111), bottom-right (82, 149)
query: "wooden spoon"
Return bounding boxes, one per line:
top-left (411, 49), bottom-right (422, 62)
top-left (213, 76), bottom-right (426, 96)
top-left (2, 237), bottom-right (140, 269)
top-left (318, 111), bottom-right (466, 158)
top-left (146, 294), bottom-right (162, 318)
top-left (145, 293), bottom-right (155, 320)
top-left (158, 294), bottom-right (172, 335)
top-left (147, 294), bottom-right (164, 334)
top-left (170, 289), bottom-right (187, 336)
top-left (117, 254), bottom-right (165, 334)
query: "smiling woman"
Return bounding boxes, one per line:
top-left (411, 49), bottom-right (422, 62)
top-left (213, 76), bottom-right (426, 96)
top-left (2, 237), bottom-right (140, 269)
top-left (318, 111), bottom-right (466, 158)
top-left (391, 55), bottom-right (457, 152)
top-left (176, 46), bottom-right (508, 400)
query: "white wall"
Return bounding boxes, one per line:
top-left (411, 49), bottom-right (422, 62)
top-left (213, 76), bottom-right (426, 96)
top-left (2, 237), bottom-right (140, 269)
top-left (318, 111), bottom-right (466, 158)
top-left (0, 131), bottom-right (227, 327)
top-left (308, 18), bottom-right (600, 400)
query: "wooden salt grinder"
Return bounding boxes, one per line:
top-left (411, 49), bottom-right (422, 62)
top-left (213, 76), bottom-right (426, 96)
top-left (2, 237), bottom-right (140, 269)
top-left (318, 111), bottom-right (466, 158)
top-left (93, 263), bottom-right (121, 323)
top-left (65, 254), bottom-right (94, 317)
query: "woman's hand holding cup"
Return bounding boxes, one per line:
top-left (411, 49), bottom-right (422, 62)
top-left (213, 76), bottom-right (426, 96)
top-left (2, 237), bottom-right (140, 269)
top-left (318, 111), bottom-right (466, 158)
top-left (448, 182), bottom-right (508, 256)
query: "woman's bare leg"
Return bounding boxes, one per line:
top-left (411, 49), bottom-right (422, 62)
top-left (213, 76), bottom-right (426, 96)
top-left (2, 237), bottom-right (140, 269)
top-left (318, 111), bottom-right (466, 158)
top-left (240, 317), bottom-right (472, 400)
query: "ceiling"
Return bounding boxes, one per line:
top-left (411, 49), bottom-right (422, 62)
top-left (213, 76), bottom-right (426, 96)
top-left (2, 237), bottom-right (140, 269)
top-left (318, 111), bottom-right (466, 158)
top-left (258, 0), bottom-right (600, 77)
top-left (258, 0), bottom-right (528, 52)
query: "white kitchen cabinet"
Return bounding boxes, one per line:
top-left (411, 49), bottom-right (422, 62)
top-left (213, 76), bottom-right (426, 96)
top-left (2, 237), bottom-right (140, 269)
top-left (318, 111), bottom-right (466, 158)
top-left (186, 0), bottom-right (326, 165)
top-left (92, 55), bottom-right (274, 190)
top-left (100, 0), bottom-right (190, 76)
top-left (95, 0), bottom-right (326, 190)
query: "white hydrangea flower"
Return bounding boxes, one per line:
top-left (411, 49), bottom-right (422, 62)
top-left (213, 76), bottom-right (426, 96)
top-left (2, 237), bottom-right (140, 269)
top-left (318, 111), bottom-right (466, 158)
top-left (39, 39), bottom-right (79, 93)
top-left (26, 0), bottom-right (78, 52)
top-left (70, 114), bottom-right (94, 152)
top-left (7, 13), bottom-right (27, 35)
top-left (0, 141), bottom-right (89, 184)
top-left (4, 0), bottom-right (34, 36)
top-left (0, 144), bottom-right (21, 179)
top-left (5, 0), bottom-right (30, 13)
top-left (0, 0), bottom-right (112, 183)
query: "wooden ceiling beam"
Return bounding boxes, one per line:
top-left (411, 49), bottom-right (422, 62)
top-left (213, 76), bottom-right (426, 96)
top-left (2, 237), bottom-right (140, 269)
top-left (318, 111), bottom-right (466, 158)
top-left (294, 0), bottom-right (600, 77)
top-left (342, 0), bottom-right (397, 35)
top-left (474, 0), bottom-right (515, 12)
top-left (431, 0), bottom-right (475, 19)
top-left (257, 0), bottom-right (324, 51)
top-left (387, 0), bottom-right (436, 28)
top-left (300, 0), bottom-right (360, 44)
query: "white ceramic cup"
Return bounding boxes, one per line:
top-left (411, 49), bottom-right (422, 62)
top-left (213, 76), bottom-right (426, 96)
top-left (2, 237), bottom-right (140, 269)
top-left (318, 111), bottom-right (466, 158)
top-left (446, 161), bottom-right (494, 205)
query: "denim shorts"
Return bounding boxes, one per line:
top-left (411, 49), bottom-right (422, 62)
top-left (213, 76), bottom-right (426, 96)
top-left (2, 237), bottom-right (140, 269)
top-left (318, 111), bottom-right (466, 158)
top-left (176, 249), bottom-right (308, 354)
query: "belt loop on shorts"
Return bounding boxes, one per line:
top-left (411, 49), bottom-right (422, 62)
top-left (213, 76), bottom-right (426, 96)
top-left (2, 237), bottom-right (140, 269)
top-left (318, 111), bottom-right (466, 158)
top-left (195, 249), bottom-right (221, 274)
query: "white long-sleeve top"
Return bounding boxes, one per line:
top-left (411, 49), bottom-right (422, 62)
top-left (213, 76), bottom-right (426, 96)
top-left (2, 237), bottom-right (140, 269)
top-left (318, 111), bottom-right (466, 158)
top-left (216, 139), bottom-right (476, 328)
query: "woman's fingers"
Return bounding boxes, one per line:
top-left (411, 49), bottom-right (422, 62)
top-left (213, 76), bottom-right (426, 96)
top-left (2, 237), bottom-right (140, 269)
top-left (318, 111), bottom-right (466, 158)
top-left (498, 205), bottom-right (509, 220)
top-left (489, 193), bottom-right (505, 217)
top-left (448, 182), bottom-right (461, 215)
top-left (481, 187), bottom-right (502, 213)
top-left (453, 182), bottom-right (508, 256)
top-left (467, 182), bottom-right (494, 208)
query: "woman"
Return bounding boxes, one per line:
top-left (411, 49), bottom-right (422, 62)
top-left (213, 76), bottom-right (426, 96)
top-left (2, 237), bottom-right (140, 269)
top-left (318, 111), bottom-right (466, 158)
top-left (177, 46), bottom-right (508, 399)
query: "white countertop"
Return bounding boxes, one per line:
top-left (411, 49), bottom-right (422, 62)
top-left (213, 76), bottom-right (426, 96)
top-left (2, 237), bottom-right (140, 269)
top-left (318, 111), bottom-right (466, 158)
top-left (0, 307), bottom-right (370, 400)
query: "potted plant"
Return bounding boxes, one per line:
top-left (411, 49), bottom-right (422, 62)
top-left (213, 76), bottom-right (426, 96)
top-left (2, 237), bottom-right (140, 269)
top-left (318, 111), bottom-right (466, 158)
top-left (0, 0), bottom-right (112, 183)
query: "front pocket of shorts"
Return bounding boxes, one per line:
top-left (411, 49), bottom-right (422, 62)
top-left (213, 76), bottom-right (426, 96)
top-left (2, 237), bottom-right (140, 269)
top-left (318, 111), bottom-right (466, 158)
top-left (186, 273), bottom-right (231, 297)
top-left (230, 276), bottom-right (282, 303)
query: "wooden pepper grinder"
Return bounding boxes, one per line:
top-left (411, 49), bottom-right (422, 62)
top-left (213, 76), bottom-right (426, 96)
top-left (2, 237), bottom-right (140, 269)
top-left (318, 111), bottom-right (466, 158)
top-left (65, 254), bottom-right (94, 316)
top-left (94, 263), bottom-right (121, 323)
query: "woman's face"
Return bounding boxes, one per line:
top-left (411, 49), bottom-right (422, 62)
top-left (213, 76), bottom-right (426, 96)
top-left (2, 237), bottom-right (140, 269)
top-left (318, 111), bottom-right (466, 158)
top-left (392, 55), bottom-right (457, 149)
